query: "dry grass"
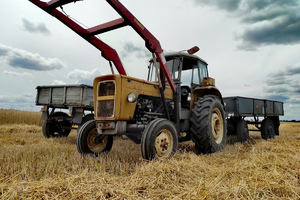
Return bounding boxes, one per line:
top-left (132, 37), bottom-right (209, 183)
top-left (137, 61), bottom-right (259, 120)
top-left (0, 119), bottom-right (299, 199)
top-left (0, 109), bottom-right (42, 126)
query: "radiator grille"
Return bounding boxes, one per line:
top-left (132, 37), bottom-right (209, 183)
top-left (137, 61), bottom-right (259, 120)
top-left (97, 100), bottom-right (114, 118)
top-left (97, 81), bottom-right (115, 118)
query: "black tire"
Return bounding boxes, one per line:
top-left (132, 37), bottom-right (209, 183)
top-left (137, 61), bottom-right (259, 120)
top-left (269, 116), bottom-right (280, 136)
top-left (141, 118), bottom-right (178, 160)
top-left (191, 95), bottom-right (226, 153)
top-left (226, 118), bottom-right (236, 135)
top-left (76, 120), bottom-right (113, 156)
top-left (42, 112), bottom-right (71, 138)
top-left (236, 119), bottom-right (249, 143)
top-left (77, 113), bottom-right (94, 133)
top-left (261, 118), bottom-right (275, 139)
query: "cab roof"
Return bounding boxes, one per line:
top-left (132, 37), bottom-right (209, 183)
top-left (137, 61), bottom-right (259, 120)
top-left (164, 52), bottom-right (208, 65)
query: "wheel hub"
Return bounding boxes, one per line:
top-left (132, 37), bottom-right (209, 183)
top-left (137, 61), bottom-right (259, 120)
top-left (211, 108), bottom-right (224, 144)
top-left (155, 129), bottom-right (173, 158)
top-left (87, 129), bottom-right (108, 153)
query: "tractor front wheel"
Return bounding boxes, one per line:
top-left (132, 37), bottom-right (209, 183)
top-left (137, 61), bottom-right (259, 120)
top-left (141, 118), bottom-right (178, 160)
top-left (76, 120), bottom-right (113, 156)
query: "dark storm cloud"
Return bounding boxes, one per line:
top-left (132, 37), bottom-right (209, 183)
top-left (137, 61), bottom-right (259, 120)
top-left (0, 43), bottom-right (65, 71)
top-left (265, 94), bottom-right (289, 102)
top-left (286, 65), bottom-right (300, 76)
top-left (193, 0), bottom-right (300, 49)
top-left (121, 42), bottom-right (150, 59)
top-left (265, 77), bottom-right (290, 86)
top-left (269, 64), bottom-right (300, 79)
top-left (263, 64), bottom-right (300, 104)
top-left (21, 17), bottom-right (51, 35)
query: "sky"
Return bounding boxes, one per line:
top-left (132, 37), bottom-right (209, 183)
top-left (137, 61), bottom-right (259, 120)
top-left (0, 0), bottom-right (299, 120)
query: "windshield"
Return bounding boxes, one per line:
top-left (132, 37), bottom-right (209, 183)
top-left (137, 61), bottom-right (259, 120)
top-left (148, 56), bottom-right (208, 86)
top-left (148, 57), bottom-right (180, 82)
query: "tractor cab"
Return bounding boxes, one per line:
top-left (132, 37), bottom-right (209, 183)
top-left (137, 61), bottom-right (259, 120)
top-left (148, 52), bottom-right (209, 107)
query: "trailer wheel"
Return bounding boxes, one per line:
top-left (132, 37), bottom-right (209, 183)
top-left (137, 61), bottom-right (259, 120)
top-left (226, 118), bottom-right (235, 135)
top-left (76, 120), bottom-right (113, 156)
top-left (141, 118), bottom-right (178, 160)
top-left (236, 119), bottom-right (249, 143)
top-left (42, 112), bottom-right (71, 138)
top-left (191, 95), bottom-right (226, 153)
top-left (261, 118), bottom-right (275, 139)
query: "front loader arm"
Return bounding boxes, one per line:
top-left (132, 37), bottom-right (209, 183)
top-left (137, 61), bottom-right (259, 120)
top-left (29, 0), bottom-right (126, 75)
top-left (29, 0), bottom-right (176, 92)
top-left (106, 0), bottom-right (176, 93)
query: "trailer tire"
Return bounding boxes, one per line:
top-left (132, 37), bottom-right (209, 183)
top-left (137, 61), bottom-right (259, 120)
top-left (236, 119), bottom-right (249, 143)
top-left (191, 95), bottom-right (226, 153)
top-left (141, 118), bottom-right (178, 160)
top-left (76, 120), bottom-right (113, 156)
top-left (42, 112), bottom-right (71, 138)
top-left (261, 118), bottom-right (275, 139)
top-left (226, 118), bottom-right (235, 135)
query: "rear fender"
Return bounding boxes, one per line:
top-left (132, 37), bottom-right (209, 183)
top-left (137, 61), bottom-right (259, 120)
top-left (190, 86), bottom-right (224, 110)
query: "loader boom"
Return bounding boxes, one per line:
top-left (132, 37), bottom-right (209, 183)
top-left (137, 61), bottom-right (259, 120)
top-left (29, 0), bottom-right (176, 92)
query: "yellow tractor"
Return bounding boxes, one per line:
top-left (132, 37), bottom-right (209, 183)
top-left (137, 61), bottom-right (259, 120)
top-left (30, 0), bottom-right (226, 160)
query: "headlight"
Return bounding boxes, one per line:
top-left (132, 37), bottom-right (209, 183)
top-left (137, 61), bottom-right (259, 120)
top-left (127, 92), bottom-right (138, 103)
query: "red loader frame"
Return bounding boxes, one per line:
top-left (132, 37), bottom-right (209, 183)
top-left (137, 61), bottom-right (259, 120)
top-left (29, 0), bottom-right (176, 93)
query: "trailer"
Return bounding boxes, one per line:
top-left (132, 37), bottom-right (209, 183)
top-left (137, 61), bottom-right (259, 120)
top-left (36, 84), bottom-right (94, 138)
top-left (224, 96), bottom-right (284, 142)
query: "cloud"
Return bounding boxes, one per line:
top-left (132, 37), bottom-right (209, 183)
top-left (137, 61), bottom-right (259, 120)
top-left (264, 87), bottom-right (289, 94)
top-left (268, 64), bottom-right (300, 79)
top-left (193, 0), bottom-right (300, 50)
top-left (21, 17), bottom-right (51, 35)
top-left (51, 80), bottom-right (66, 85)
top-left (0, 93), bottom-right (37, 110)
top-left (121, 42), bottom-right (150, 59)
top-left (0, 43), bottom-right (65, 71)
top-left (3, 70), bottom-right (33, 77)
top-left (265, 94), bottom-right (289, 102)
top-left (0, 93), bottom-right (34, 104)
top-left (263, 64), bottom-right (300, 105)
top-left (68, 68), bottom-right (101, 85)
top-left (0, 45), bottom-right (10, 56)
top-left (193, 0), bottom-right (242, 12)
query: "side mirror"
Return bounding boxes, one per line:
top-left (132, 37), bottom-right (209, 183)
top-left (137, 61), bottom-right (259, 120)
top-left (187, 46), bottom-right (200, 55)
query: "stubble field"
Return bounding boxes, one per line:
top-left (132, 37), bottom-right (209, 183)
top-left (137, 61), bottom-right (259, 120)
top-left (0, 109), bottom-right (299, 199)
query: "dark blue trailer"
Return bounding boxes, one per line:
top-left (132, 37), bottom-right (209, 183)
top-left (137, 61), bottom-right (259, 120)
top-left (223, 96), bottom-right (284, 142)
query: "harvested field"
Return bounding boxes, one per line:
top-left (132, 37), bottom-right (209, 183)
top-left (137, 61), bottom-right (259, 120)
top-left (0, 112), bottom-right (299, 199)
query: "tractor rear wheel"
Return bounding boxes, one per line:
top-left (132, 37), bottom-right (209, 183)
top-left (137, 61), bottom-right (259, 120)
top-left (191, 95), bottom-right (226, 153)
top-left (76, 120), bottom-right (113, 156)
top-left (141, 118), bottom-right (178, 160)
